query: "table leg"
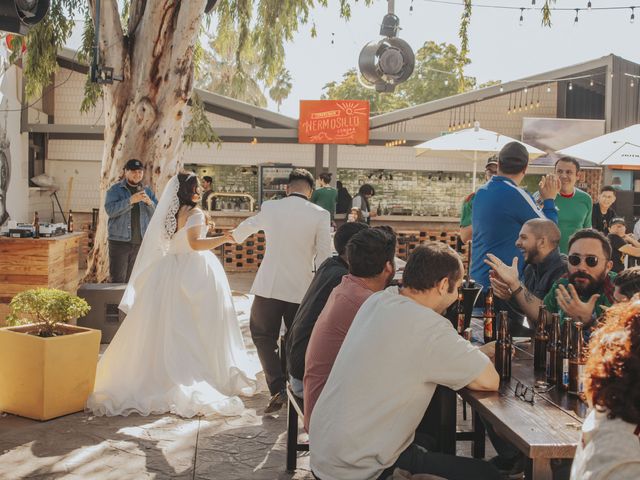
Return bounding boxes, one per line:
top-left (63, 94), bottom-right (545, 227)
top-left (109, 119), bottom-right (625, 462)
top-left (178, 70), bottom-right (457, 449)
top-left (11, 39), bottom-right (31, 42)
top-left (471, 409), bottom-right (485, 459)
top-left (440, 387), bottom-right (457, 455)
top-left (526, 458), bottom-right (553, 480)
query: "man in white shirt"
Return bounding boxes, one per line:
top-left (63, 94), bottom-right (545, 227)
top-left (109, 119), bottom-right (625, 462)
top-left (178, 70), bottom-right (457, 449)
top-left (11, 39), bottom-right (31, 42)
top-left (309, 242), bottom-right (500, 480)
top-left (232, 168), bottom-right (332, 414)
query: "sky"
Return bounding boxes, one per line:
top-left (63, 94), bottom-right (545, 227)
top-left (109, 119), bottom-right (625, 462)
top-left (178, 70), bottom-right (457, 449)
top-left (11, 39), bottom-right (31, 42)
top-left (63, 0), bottom-right (640, 119)
top-left (266, 0), bottom-right (640, 117)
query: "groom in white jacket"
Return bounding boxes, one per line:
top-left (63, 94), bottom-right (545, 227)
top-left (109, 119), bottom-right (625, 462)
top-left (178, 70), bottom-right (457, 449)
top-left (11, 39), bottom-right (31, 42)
top-left (232, 168), bottom-right (332, 414)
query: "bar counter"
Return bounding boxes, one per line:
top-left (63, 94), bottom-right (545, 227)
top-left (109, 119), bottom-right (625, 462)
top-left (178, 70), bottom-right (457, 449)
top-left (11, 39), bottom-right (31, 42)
top-left (0, 233), bottom-right (86, 325)
top-left (206, 211), bottom-right (465, 273)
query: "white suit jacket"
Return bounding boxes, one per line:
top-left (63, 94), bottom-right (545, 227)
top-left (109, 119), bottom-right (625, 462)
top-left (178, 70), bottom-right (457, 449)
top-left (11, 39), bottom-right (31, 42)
top-left (232, 195), bottom-right (332, 304)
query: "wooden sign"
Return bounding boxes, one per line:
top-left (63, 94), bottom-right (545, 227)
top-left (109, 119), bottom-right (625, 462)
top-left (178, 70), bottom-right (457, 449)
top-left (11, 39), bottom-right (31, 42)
top-left (299, 100), bottom-right (370, 145)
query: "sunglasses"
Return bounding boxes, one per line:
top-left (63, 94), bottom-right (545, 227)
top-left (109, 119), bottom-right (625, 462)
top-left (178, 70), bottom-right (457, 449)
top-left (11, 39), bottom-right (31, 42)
top-left (568, 254), bottom-right (601, 268)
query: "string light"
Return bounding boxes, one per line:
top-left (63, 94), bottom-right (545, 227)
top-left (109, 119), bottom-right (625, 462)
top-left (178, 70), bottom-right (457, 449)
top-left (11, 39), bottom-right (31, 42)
top-left (632, 7), bottom-right (636, 23)
top-left (410, 0), bottom-right (414, 13)
top-left (574, 9), bottom-right (580, 23)
top-left (587, 1), bottom-right (592, 11)
top-left (547, 85), bottom-right (552, 93)
top-left (331, 32), bottom-right (335, 45)
top-left (631, 80), bottom-right (636, 87)
top-left (519, 8), bottom-right (524, 25)
top-left (568, 82), bottom-right (573, 90)
top-left (499, 86), bottom-right (504, 92)
top-left (524, 87), bottom-right (528, 93)
top-left (590, 79), bottom-right (594, 86)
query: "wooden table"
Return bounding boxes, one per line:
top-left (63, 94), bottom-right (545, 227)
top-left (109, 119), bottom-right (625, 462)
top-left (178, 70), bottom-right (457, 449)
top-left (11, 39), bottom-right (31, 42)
top-left (0, 233), bottom-right (85, 325)
top-left (454, 321), bottom-right (586, 480)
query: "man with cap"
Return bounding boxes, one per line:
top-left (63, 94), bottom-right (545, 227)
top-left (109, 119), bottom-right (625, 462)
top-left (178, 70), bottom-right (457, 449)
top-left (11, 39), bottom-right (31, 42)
top-left (459, 156), bottom-right (498, 244)
top-left (471, 142), bottom-right (560, 333)
top-left (104, 159), bottom-right (158, 283)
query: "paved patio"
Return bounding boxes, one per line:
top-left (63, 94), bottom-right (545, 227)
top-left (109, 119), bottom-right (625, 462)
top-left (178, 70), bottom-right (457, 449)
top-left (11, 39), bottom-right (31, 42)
top-left (0, 272), bottom-right (487, 479)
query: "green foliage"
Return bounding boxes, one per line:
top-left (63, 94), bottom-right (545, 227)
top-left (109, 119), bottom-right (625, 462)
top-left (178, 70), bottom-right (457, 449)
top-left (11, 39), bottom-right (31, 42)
top-left (323, 41), bottom-right (491, 115)
top-left (269, 70), bottom-right (293, 111)
top-left (22, 0), bottom-right (85, 99)
top-left (184, 92), bottom-right (221, 147)
top-left (542, 0), bottom-right (556, 27)
top-left (79, 11), bottom-right (102, 113)
top-left (7, 288), bottom-right (91, 338)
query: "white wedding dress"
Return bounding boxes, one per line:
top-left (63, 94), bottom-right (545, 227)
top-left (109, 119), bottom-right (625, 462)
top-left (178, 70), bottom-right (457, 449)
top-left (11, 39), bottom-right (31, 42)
top-left (87, 207), bottom-right (259, 418)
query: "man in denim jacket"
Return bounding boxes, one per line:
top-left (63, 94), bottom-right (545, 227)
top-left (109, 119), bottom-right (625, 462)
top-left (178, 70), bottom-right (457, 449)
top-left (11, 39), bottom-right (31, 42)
top-left (105, 159), bottom-right (157, 282)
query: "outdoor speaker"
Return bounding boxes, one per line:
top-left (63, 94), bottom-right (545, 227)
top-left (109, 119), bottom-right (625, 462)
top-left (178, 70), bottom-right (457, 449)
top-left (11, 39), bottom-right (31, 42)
top-left (76, 283), bottom-right (126, 344)
top-left (359, 37), bottom-right (415, 93)
top-left (0, 0), bottom-right (50, 35)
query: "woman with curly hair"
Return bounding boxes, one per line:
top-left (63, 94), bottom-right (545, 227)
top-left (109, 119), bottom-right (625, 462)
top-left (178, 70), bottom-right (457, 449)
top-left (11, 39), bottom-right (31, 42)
top-left (570, 299), bottom-right (640, 479)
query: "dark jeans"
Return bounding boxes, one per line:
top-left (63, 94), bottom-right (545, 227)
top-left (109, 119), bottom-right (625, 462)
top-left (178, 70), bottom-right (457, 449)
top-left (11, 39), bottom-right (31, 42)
top-left (378, 443), bottom-right (501, 480)
top-left (250, 295), bottom-right (299, 395)
top-left (108, 240), bottom-right (140, 283)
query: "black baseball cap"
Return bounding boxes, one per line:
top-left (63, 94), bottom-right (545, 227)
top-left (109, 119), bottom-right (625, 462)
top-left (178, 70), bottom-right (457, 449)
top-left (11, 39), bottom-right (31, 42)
top-left (485, 155), bottom-right (498, 167)
top-left (124, 159), bottom-right (144, 170)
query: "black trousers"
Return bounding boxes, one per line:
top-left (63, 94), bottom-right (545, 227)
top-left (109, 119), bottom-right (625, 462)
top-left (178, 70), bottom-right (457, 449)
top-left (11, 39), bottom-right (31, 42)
top-left (108, 240), bottom-right (141, 283)
top-left (378, 442), bottom-right (501, 480)
top-left (250, 295), bottom-right (299, 395)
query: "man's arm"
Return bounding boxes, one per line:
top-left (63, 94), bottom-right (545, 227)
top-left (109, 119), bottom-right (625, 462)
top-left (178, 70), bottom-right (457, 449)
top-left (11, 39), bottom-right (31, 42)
top-left (232, 211), bottom-right (264, 243)
top-left (146, 187), bottom-right (158, 206)
top-left (459, 226), bottom-right (473, 244)
top-left (584, 198), bottom-right (593, 228)
top-left (466, 362), bottom-right (500, 391)
top-left (104, 186), bottom-right (131, 219)
top-left (314, 211), bottom-right (332, 269)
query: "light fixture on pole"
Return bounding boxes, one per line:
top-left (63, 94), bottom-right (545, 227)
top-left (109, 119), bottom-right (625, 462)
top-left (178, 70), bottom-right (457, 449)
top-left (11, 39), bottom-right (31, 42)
top-left (358, 0), bottom-right (415, 93)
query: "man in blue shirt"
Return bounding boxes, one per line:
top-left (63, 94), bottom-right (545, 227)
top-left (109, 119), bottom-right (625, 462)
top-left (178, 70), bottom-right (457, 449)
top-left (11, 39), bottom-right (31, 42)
top-left (471, 142), bottom-right (560, 308)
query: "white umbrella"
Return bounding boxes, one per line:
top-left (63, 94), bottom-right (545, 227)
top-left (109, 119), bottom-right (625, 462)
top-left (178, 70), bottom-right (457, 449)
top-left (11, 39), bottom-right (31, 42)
top-left (415, 122), bottom-right (545, 190)
top-left (557, 124), bottom-right (640, 166)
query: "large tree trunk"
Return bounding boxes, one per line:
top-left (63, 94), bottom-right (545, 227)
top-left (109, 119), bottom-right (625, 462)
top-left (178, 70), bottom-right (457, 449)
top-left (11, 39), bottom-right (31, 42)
top-left (84, 0), bottom-right (206, 282)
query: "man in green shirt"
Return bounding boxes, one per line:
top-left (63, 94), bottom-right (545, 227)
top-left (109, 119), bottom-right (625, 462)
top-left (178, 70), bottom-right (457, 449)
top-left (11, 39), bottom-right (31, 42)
top-left (311, 172), bottom-right (338, 222)
top-left (459, 156), bottom-right (498, 243)
top-left (546, 157), bottom-right (593, 253)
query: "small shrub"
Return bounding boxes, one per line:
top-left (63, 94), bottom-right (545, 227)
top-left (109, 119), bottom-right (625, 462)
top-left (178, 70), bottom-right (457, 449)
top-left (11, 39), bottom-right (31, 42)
top-left (6, 288), bottom-right (91, 337)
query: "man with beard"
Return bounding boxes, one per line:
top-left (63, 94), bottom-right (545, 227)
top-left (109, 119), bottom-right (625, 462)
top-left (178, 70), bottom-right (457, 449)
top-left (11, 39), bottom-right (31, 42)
top-left (105, 159), bottom-right (157, 283)
top-left (487, 228), bottom-right (614, 332)
top-left (484, 218), bottom-right (567, 333)
top-left (303, 227), bottom-right (397, 431)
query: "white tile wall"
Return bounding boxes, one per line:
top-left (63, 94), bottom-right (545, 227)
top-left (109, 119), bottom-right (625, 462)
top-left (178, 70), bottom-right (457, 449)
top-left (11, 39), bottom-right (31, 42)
top-left (54, 70), bottom-right (105, 126)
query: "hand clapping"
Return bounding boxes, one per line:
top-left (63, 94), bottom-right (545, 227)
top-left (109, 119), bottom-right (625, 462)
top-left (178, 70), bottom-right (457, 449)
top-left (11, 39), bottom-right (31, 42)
top-left (538, 173), bottom-right (561, 201)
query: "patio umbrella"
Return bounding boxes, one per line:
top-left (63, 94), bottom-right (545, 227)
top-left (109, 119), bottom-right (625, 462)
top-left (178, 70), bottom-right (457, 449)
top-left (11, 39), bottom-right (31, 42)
top-left (557, 124), bottom-right (640, 166)
top-left (415, 122), bottom-right (545, 190)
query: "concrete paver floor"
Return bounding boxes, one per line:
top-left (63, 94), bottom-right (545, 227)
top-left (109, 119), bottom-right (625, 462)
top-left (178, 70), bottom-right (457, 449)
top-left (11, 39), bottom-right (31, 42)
top-left (0, 272), bottom-right (489, 479)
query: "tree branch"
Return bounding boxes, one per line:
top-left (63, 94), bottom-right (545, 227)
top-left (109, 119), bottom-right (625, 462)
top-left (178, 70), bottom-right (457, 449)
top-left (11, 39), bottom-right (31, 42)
top-left (128, 0), bottom-right (147, 36)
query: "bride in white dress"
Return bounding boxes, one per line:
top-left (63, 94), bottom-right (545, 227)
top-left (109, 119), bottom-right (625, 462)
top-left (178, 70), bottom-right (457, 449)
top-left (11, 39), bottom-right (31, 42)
top-left (87, 173), bottom-right (260, 417)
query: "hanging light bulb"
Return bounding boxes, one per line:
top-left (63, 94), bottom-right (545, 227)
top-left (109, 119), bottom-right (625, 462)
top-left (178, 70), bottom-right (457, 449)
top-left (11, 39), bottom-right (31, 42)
top-left (587, 1), bottom-right (592, 11)
top-left (524, 87), bottom-right (528, 93)
top-left (569, 82), bottom-right (573, 90)
top-left (519, 8), bottom-right (524, 26)
top-left (331, 32), bottom-right (335, 45)
top-left (632, 79), bottom-right (636, 88)
top-left (631, 8), bottom-right (636, 23)
top-left (532, 0), bottom-right (536, 5)
top-left (444, 79), bottom-right (449, 86)
top-left (410, 0), bottom-right (414, 13)
top-left (574, 9), bottom-right (579, 24)
top-left (590, 78), bottom-right (594, 87)
top-left (546, 85), bottom-right (552, 93)
top-left (499, 85), bottom-right (504, 92)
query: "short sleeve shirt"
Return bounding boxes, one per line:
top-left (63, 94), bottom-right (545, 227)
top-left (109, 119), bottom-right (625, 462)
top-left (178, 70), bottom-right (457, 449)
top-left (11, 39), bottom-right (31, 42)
top-left (460, 193), bottom-right (474, 228)
top-left (309, 289), bottom-right (490, 480)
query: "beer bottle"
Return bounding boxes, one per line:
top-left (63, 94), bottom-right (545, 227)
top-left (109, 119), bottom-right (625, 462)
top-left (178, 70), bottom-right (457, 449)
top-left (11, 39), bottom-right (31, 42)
top-left (534, 305), bottom-right (548, 372)
top-left (67, 210), bottom-right (74, 233)
top-left (546, 313), bottom-right (561, 384)
top-left (569, 322), bottom-right (586, 396)
top-left (557, 317), bottom-right (572, 391)
top-left (456, 288), bottom-right (465, 334)
top-left (33, 211), bottom-right (40, 239)
top-left (494, 311), bottom-right (512, 380)
top-left (483, 287), bottom-right (496, 344)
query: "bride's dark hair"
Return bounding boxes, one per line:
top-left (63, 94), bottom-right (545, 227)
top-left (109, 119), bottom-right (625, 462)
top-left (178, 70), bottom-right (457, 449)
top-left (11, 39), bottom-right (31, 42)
top-left (174, 172), bottom-right (200, 232)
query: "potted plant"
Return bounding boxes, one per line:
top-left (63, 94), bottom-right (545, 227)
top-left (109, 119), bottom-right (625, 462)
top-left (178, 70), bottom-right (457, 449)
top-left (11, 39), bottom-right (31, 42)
top-left (0, 288), bottom-right (101, 420)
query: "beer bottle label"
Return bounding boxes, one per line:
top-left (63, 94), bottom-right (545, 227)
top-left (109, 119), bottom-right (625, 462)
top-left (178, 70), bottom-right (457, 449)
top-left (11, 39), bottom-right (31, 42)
top-left (562, 359), bottom-right (569, 386)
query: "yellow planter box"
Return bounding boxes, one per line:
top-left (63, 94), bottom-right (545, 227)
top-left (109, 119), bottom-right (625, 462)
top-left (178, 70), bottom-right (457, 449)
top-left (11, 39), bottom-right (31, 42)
top-left (0, 324), bottom-right (101, 421)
